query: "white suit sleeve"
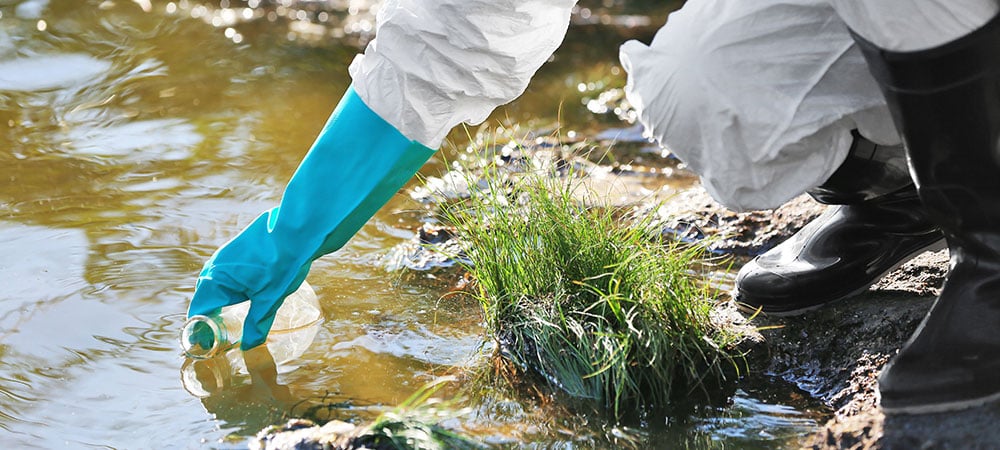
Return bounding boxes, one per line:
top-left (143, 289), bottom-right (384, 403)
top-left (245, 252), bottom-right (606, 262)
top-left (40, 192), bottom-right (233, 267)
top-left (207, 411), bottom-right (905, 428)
top-left (349, 0), bottom-right (576, 148)
top-left (831, 0), bottom-right (997, 52)
top-left (620, 0), bottom-right (899, 211)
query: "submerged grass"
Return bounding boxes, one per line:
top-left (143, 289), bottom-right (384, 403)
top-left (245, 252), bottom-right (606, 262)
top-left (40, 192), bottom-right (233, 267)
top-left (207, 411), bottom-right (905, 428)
top-left (436, 139), bottom-right (747, 418)
top-left (350, 377), bottom-right (483, 450)
top-left (256, 377), bottom-right (484, 450)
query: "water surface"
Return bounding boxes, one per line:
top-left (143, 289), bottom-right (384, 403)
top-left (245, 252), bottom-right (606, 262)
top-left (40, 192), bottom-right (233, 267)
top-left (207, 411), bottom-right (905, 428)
top-left (0, 1), bottom-right (826, 447)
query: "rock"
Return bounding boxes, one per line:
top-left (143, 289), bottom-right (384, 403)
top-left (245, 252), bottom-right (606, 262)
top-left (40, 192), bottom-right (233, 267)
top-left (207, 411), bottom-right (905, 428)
top-left (807, 402), bottom-right (1000, 450)
top-left (758, 292), bottom-right (933, 414)
top-left (410, 142), bottom-right (684, 209)
top-left (639, 188), bottom-right (825, 256)
top-left (871, 249), bottom-right (949, 296)
top-left (381, 224), bottom-right (468, 271)
top-left (252, 419), bottom-right (356, 450)
top-left (593, 124), bottom-right (647, 144)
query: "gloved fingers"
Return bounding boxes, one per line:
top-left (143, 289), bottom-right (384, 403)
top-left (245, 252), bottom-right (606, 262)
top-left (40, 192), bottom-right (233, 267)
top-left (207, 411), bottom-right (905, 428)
top-left (240, 263), bottom-right (311, 350)
top-left (187, 257), bottom-right (271, 317)
top-left (240, 295), bottom-right (283, 350)
top-left (239, 264), bottom-right (309, 349)
top-left (187, 277), bottom-right (247, 318)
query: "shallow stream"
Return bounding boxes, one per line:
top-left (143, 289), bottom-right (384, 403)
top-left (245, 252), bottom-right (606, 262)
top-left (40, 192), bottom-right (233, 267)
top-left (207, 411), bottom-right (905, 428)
top-left (1, 1), bottom-right (827, 447)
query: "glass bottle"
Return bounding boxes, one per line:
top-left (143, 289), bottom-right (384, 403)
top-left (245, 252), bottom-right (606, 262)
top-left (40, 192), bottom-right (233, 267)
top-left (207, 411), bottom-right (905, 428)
top-left (181, 281), bottom-right (323, 359)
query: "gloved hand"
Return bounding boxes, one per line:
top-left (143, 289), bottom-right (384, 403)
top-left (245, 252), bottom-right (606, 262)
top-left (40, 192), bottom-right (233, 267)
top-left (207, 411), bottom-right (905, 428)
top-left (187, 85), bottom-right (435, 350)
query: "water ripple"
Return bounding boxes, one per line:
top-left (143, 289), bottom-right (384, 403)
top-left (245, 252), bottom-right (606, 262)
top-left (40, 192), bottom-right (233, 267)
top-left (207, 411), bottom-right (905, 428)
top-left (0, 53), bottom-right (111, 92)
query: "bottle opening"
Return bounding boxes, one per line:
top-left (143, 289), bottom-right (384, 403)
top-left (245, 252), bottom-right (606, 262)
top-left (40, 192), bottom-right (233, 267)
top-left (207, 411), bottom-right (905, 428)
top-left (181, 315), bottom-right (225, 359)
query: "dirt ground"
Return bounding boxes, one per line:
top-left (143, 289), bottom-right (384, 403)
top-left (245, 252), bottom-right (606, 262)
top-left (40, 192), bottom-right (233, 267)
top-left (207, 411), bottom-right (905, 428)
top-left (676, 188), bottom-right (1000, 450)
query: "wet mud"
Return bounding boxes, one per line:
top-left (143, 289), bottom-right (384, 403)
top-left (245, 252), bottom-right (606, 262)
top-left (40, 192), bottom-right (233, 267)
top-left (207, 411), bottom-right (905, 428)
top-left (644, 186), bottom-right (992, 449)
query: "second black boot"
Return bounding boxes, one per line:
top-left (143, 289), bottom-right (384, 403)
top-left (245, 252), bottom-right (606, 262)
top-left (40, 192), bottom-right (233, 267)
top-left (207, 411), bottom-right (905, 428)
top-left (735, 132), bottom-right (943, 315)
top-left (856, 12), bottom-right (1000, 413)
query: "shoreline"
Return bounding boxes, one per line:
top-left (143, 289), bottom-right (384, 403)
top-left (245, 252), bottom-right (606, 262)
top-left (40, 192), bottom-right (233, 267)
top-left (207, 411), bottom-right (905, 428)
top-left (662, 186), bottom-right (999, 449)
top-left (259, 130), bottom-right (990, 449)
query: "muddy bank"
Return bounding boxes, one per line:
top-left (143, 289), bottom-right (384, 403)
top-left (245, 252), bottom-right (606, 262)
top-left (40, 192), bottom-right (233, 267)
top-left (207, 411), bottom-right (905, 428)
top-left (647, 187), bottom-right (1000, 449)
top-left (769, 245), bottom-right (1000, 450)
top-left (594, 183), bottom-right (998, 449)
top-left (394, 154), bottom-right (987, 448)
top-left (772, 256), bottom-right (1000, 450)
top-left (260, 128), bottom-right (984, 448)
top-left (392, 133), bottom-right (993, 447)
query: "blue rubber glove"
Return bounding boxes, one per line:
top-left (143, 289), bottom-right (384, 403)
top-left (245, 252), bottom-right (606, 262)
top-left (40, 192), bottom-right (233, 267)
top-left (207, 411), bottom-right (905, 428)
top-left (188, 85), bottom-right (435, 350)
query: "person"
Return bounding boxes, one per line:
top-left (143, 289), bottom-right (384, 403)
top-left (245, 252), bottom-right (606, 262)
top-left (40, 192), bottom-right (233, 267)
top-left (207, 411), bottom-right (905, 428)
top-left (187, 0), bottom-right (1000, 414)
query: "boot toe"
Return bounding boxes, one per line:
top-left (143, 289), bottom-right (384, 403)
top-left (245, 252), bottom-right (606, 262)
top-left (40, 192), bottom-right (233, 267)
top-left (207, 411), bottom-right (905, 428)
top-left (735, 256), bottom-right (849, 314)
top-left (734, 260), bottom-right (801, 310)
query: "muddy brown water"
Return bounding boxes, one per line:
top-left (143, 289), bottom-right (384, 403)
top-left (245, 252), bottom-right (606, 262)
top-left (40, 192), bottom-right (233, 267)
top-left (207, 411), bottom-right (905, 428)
top-left (1, 1), bottom-right (827, 447)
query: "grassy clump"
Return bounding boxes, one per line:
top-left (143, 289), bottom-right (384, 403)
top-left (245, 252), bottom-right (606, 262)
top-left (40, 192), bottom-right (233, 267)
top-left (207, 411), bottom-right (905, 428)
top-left (438, 146), bottom-right (746, 417)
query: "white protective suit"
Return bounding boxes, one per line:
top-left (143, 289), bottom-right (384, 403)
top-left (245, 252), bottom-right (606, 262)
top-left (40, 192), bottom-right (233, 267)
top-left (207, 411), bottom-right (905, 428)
top-left (349, 0), bottom-right (995, 211)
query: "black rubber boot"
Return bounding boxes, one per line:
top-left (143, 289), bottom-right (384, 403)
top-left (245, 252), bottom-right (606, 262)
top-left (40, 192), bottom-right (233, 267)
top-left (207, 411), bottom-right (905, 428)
top-left (734, 133), bottom-right (943, 315)
top-left (854, 12), bottom-right (1000, 414)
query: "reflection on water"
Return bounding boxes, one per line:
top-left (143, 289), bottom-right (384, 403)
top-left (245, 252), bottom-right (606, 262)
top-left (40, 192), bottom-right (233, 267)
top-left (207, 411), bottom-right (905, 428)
top-left (181, 341), bottom-right (314, 436)
top-left (0, 0), bottom-right (826, 447)
top-left (0, 54), bottom-right (111, 91)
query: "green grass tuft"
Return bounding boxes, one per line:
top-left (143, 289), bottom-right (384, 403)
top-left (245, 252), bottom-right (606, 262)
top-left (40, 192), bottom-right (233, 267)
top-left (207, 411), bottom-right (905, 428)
top-left (436, 141), bottom-right (746, 418)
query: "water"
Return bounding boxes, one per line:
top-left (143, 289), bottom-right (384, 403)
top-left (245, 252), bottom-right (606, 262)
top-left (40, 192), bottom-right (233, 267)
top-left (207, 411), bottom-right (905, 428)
top-left (0, 0), bottom-right (827, 448)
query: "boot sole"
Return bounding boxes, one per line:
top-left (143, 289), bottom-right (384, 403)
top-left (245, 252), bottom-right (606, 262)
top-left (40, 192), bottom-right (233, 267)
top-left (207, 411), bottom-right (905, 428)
top-left (881, 388), bottom-right (1000, 415)
top-left (747, 237), bottom-right (946, 317)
